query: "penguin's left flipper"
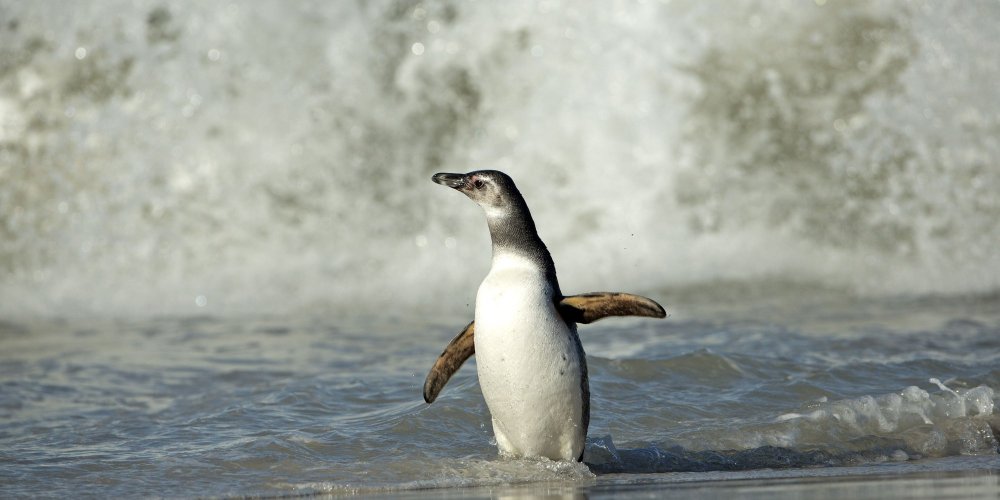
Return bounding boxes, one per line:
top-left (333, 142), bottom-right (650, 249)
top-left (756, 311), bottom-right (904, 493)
top-left (558, 292), bottom-right (667, 324)
top-left (423, 321), bottom-right (475, 404)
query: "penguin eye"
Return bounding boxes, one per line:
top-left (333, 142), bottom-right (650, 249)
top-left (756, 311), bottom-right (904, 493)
top-left (473, 179), bottom-right (485, 189)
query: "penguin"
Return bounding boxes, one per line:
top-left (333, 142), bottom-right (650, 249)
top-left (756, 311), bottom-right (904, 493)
top-left (425, 170), bottom-right (666, 462)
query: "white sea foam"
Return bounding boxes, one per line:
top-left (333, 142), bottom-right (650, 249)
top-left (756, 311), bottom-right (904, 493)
top-left (761, 381), bottom-right (998, 457)
top-left (1, 1), bottom-right (999, 317)
top-left (285, 456), bottom-right (594, 495)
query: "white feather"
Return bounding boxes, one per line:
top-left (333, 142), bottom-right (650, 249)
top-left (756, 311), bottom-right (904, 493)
top-left (474, 253), bottom-right (585, 461)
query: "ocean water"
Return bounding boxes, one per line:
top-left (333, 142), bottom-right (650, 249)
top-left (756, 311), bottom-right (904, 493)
top-left (2, 0), bottom-right (999, 497)
top-left (2, 290), bottom-right (999, 497)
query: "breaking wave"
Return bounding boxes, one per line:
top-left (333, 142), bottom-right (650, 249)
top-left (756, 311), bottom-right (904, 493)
top-left (1, 1), bottom-right (999, 317)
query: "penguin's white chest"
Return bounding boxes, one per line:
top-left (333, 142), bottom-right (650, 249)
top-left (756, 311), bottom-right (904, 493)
top-left (474, 254), bottom-right (586, 461)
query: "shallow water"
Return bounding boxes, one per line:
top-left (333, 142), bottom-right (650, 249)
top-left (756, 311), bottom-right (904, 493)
top-left (2, 287), bottom-right (998, 497)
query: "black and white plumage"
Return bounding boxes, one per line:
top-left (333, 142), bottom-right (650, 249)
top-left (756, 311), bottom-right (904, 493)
top-left (426, 170), bottom-right (665, 462)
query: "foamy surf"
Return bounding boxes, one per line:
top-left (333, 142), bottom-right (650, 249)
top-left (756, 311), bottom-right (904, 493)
top-left (284, 457), bottom-right (595, 496)
top-left (1, 1), bottom-right (1000, 317)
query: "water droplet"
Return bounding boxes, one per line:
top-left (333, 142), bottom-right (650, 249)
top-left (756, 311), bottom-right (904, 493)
top-left (444, 236), bottom-right (457, 249)
top-left (195, 295), bottom-right (208, 307)
top-left (426, 20), bottom-right (441, 34)
top-left (414, 235), bottom-right (428, 248)
top-left (74, 47), bottom-right (87, 60)
top-left (207, 48), bottom-right (221, 61)
top-left (411, 42), bottom-right (425, 56)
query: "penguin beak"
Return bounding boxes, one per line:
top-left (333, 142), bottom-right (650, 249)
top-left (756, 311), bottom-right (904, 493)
top-left (432, 172), bottom-right (468, 190)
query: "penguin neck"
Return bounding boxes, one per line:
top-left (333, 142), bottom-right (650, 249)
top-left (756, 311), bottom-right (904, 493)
top-left (484, 205), bottom-right (562, 299)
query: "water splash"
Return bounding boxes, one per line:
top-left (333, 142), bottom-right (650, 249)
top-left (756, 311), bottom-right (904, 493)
top-left (1, 1), bottom-right (999, 317)
top-left (588, 381), bottom-right (999, 474)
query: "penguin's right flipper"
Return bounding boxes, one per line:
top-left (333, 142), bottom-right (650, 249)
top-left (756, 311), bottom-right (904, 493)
top-left (423, 321), bottom-right (475, 404)
top-left (558, 292), bottom-right (667, 324)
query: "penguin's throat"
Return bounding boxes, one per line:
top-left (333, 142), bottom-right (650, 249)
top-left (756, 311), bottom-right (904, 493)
top-left (486, 215), bottom-right (542, 256)
top-left (485, 214), bottom-right (561, 297)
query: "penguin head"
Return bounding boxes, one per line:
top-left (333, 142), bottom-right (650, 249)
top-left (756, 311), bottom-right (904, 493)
top-left (432, 170), bottom-right (523, 216)
top-left (433, 170), bottom-right (548, 261)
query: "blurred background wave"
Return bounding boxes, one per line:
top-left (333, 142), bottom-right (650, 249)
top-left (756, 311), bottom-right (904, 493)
top-left (1, 0), bottom-right (998, 317)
